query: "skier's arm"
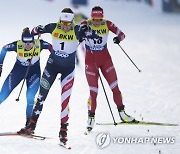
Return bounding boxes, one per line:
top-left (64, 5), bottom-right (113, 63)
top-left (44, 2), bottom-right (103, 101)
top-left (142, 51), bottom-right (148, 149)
top-left (0, 41), bottom-right (17, 76)
top-left (32, 23), bottom-right (57, 35)
top-left (75, 21), bottom-right (101, 41)
top-left (0, 41), bottom-right (17, 64)
top-left (107, 20), bottom-right (125, 42)
top-left (40, 40), bottom-right (53, 52)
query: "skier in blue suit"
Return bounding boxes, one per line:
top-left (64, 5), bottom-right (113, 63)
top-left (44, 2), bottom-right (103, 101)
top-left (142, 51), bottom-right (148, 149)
top-left (0, 27), bottom-right (52, 126)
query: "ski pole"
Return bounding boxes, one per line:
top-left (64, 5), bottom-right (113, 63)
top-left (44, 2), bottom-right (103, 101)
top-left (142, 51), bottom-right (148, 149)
top-left (86, 37), bottom-right (117, 126)
top-left (117, 44), bottom-right (141, 72)
top-left (16, 34), bottom-right (41, 102)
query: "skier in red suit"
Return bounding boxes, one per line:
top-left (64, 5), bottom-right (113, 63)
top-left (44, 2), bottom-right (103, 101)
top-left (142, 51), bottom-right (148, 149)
top-left (81, 6), bottom-right (136, 131)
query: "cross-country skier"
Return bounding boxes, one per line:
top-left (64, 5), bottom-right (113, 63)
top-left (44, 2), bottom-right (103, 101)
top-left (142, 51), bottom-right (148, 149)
top-left (81, 6), bottom-right (136, 131)
top-left (0, 27), bottom-right (52, 126)
top-left (18, 8), bottom-right (100, 146)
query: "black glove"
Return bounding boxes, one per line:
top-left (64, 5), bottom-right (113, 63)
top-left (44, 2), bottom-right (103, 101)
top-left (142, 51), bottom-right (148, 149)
top-left (0, 64), bottom-right (2, 77)
top-left (113, 36), bottom-right (120, 44)
top-left (79, 37), bottom-right (85, 43)
top-left (35, 25), bottom-right (44, 33)
top-left (79, 25), bottom-right (89, 38)
top-left (80, 25), bottom-right (89, 32)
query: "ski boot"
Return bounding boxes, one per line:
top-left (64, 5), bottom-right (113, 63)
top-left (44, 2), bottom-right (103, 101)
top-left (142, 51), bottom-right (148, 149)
top-left (59, 123), bottom-right (68, 145)
top-left (25, 118), bottom-right (30, 127)
top-left (18, 119), bottom-right (36, 135)
top-left (86, 113), bottom-right (95, 132)
top-left (118, 105), bottom-right (136, 123)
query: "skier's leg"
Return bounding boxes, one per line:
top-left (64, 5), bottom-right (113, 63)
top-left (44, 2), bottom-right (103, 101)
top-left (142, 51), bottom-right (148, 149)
top-left (100, 59), bottom-right (123, 108)
top-left (31, 67), bottom-right (57, 121)
top-left (18, 62), bottom-right (57, 135)
top-left (101, 59), bottom-right (135, 122)
top-left (0, 64), bottom-right (24, 104)
top-left (85, 64), bottom-right (99, 130)
top-left (25, 65), bottom-right (41, 126)
top-left (59, 68), bottom-right (75, 144)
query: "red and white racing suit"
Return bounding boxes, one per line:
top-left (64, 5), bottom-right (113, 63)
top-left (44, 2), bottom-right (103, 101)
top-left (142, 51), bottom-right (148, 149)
top-left (82, 19), bottom-right (126, 114)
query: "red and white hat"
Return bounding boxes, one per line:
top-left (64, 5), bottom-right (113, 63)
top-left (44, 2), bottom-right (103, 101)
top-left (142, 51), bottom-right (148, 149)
top-left (91, 6), bottom-right (104, 19)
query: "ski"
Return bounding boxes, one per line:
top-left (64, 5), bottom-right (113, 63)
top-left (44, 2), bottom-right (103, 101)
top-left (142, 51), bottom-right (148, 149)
top-left (59, 142), bottom-right (71, 150)
top-left (0, 131), bottom-right (71, 148)
top-left (96, 121), bottom-right (178, 126)
top-left (0, 132), bottom-right (50, 140)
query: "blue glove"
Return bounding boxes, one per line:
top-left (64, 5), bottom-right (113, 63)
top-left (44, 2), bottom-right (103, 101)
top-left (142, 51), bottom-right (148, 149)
top-left (36, 25), bottom-right (44, 33)
top-left (113, 36), bottom-right (120, 44)
top-left (0, 64), bottom-right (2, 77)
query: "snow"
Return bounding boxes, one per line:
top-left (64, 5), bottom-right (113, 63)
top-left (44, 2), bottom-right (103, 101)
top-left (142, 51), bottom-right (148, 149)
top-left (0, 0), bottom-right (180, 154)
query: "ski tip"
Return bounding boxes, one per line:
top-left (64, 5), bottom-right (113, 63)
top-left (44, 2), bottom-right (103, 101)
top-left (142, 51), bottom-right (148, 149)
top-left (84, 131), bottom-right (90, 135)
top-left (59, 142), bottom-right (71, 150)
top-left (68, 146), bottom-right (71, 150)
top-left (84, 131), bottom-right (88, 135)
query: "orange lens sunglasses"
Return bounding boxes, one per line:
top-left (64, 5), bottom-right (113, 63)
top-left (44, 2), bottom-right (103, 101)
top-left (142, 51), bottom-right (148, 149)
top-left (60, 21), bottom-right (72, 26)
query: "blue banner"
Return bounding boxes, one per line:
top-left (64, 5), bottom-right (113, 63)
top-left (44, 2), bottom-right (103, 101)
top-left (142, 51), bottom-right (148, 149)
top-left (71, 0), bottom-right (88, 6)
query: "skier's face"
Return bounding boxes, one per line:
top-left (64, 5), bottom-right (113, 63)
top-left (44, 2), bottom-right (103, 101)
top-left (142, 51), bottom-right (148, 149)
top-left (92, 19), bottom-right (102, 27)
top-left (60, 21), bottom-right (72, 32)
top-left (24, 42), bottom-right (34, 50)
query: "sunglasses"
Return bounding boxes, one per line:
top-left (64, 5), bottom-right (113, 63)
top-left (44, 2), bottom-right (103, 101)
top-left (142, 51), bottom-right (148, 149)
top-left (60, 21), bottom-right (72, 26)
top-left (23, 42), bottom-right (34, 48)
top-left (24, 42), bottom-right (33, 45)
top-left (92, 19), bottom-right (103, 22)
